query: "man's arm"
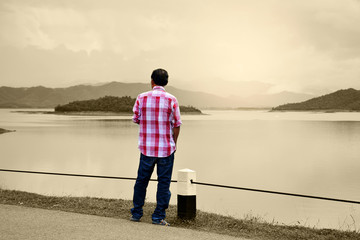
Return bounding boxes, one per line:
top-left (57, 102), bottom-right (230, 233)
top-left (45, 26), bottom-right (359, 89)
top-left (172, 98), bottom-right (181, 146)
top-left (173, 126), bottom-right (180, 145)
top-left (132, 97), bottom-right (141, 124)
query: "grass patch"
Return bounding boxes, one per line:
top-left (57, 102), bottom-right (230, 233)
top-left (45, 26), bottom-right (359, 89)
top-left (0, 189), bottom-right (359, 240)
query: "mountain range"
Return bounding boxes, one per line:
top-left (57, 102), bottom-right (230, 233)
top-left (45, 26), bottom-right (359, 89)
top-left (0, 82), bottom-right (314, 109)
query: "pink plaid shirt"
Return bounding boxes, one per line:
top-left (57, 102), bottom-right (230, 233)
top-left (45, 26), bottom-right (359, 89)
top-left (132, 86), bottom-right (182, 157)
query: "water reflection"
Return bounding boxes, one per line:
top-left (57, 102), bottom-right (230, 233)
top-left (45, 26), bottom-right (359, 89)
top-left (1, 109), bottom-right (360, 230)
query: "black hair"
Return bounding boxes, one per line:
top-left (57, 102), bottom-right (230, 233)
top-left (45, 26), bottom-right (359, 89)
top-left (151, 68), bottom-right (168, 86)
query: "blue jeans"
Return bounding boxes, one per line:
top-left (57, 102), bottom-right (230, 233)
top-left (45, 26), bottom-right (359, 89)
top-left (131, 153), bottom-right (174, 221)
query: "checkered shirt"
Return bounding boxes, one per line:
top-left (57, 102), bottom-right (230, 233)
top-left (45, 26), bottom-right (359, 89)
top-left (132, 86), bottom-right (182, 157)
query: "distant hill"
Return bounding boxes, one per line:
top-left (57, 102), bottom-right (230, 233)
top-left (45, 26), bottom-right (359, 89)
top-left (272, 88), bottom-right (360, 111)
top-left (0, 82), bottom-right (315, 109)
top-left (0, 82), bottom-right (232, 109)
top-left (54, 96), bottom-right (201, 114)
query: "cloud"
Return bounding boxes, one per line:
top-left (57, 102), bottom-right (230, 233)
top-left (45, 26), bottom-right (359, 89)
top-left (283, 0), bottom-right (360, 60)
top-left (0, 2), bottom-right (107, 53)
top-left (0, 0), bottom-right (360, 95)
top-left (0, 0), bottom-right (184, 56)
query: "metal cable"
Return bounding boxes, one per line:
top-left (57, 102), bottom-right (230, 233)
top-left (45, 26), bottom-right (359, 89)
top-left (1, 168), bottom-right (359, 204)
top-left (191, 180), bottom-right (360, 204)
top-left (0, 168), bottom-right (177, 183)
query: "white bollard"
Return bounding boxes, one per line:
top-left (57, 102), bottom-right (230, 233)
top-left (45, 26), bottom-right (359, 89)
top-left (177, 169), bottom-right (196, 220)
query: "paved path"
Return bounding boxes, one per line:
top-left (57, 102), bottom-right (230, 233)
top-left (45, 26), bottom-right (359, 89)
top-left (0, 204), bottom-right (247, 240)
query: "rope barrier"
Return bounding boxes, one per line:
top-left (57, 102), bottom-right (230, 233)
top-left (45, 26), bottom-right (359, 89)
top-left (191, 180), bottom-right (360, 205)
top-left (1, 168), bottom-right (359, 205)
top-left (0, 169), bottom-right (177, 183)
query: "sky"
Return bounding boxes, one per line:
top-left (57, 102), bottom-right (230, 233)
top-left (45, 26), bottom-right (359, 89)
top-left (0, 0), bottom-right (360, 96)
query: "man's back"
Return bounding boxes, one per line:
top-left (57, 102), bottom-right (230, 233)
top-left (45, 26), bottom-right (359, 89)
top-left (132, 86), bottom-right (181, 157)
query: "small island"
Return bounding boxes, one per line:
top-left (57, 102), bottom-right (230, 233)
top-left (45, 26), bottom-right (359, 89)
top-left (54, 96), bottom-right (202, 115)
top-left (0, 128), bottom-right (15, 134)
top-left (272, 88), bottom-right (360, 112)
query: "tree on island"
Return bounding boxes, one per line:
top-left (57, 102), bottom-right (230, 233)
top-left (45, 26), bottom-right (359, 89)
top-left (55, 96), bottom-right (201, 113)
top-left (55, 96), bottom-right (135, 113)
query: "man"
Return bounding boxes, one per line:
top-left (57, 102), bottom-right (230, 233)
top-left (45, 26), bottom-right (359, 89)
top-left (131, 68), bottom-right (181, 226)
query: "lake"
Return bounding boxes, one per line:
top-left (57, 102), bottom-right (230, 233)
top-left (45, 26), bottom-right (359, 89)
top-left (1, 109), bottom-right (360, 231)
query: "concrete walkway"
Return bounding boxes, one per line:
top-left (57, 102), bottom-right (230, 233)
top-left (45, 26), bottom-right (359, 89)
top-left (0, 204), bottom-right (247, 240)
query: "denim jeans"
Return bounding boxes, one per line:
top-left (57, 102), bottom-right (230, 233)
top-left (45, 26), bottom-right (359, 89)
top-left (131, 152), bottom-right (174, 221)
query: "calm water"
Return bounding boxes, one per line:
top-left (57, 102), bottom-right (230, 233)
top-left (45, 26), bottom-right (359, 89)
top-left (1, 109), bottom-right (360, 230)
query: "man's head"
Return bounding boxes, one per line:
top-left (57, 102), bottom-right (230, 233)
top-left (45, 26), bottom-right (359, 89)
top-left (151, 68), bottom-right (168, 87)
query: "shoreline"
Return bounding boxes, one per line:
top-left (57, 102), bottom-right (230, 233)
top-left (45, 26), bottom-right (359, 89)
top-left (11, 110), bottom-right (204, 116)
top-left (11, 110), bottom-right (133, 116)
top-left (271, 109), bottom-right (360, 113)
top-left (9, 108), bottom-right (360, 114)
top-left (0, 189), bottom-right (358, 240)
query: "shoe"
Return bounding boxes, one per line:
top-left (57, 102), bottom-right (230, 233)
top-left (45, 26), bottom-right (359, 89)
top-left (152, 219), bottom-right (170, 226)
top-left (130, 216), bottom-right (141, 222)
